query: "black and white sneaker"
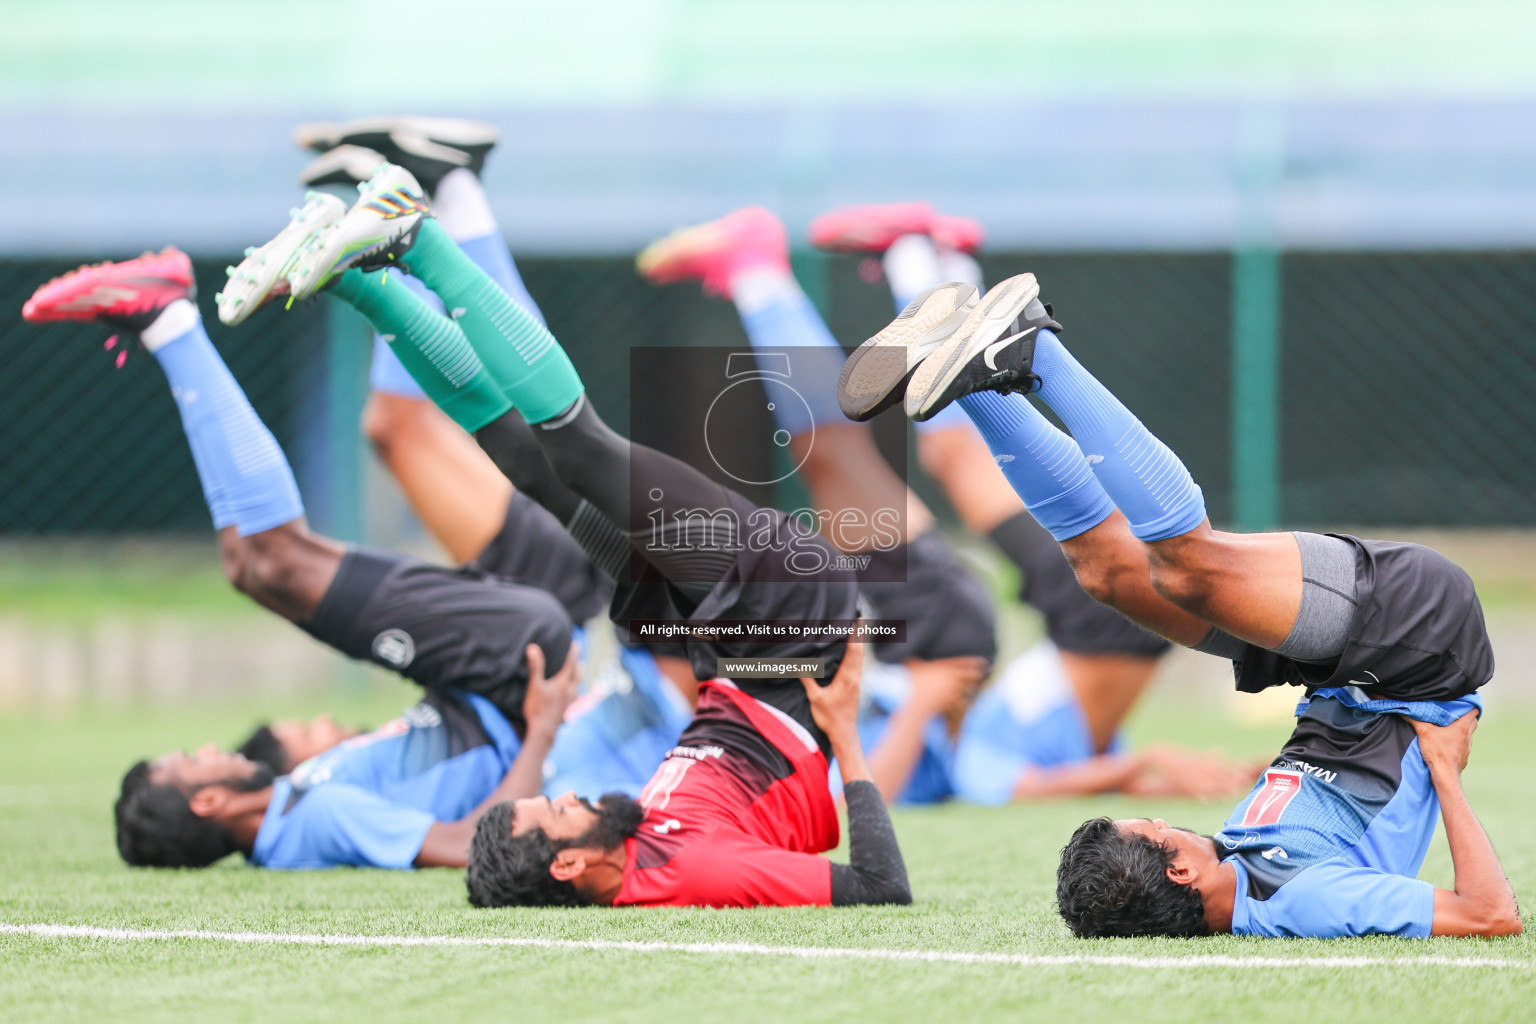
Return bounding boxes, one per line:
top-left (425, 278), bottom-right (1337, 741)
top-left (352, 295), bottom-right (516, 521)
top-left (836, 282), bottom-right (979, 421)
top-left (903, 273), bottom-right (1063, 421)
top-left (297, 144), bottom-right (388, 189)
top-left (292, 116), bottom-right (498, 194)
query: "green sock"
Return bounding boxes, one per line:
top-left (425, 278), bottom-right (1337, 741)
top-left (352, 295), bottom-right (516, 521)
top-left (404, 219), bottom-right (584, 423)
top-left (330, 269), bottom-right (512, 432)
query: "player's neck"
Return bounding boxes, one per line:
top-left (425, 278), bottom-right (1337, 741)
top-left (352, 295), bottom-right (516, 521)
top-left (217, 786), bottom-right (274, 855)
top-left (1203, 861), bottom-right (1238, 934)
top-left (576, 846), bottom-right (629, 906)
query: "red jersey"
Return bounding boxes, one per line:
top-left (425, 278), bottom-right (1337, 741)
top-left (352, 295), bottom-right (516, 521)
top-left (613, 680), bottom-right (841, 908)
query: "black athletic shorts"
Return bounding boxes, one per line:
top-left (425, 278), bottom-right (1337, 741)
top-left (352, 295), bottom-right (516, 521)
top-left (1233, 535), bottom-right (1494, 702)
top-left (608, 489), bottom-right (861, 687)
top-left (301, 547), bottom-right (574, 736)
top-left (471, 491), bottom-right (613, 624)
top-left (858, 530), bottom-right (998, 665)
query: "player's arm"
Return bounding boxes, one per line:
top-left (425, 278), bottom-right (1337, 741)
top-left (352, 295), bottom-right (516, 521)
top-left (1009, 753), bottom-right (1146, 799)
top-left (1416, 714), bottom-right (1523, 937)
top-left (866, 657), bottom-right (987, 802)
top-left (415, 641), bottom-right (581, 867)
top-left (801, 637), bottom-right (913, 906)
top-left (1011, 744), bottom-right (1255, 801)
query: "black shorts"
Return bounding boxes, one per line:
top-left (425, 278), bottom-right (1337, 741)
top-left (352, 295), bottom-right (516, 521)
top-left (302, 547), bottom-right (575, 736)
top-left (858, 531), bottom-right (998, 665)
top-left (471, 491), bottom-right (613, 624)
top-left (608, 491), bottom-right (861, 685)
top-left (1233, 535), bottom-right (1494, 702)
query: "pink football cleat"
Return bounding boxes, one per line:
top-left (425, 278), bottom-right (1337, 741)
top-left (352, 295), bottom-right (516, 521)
top-left (22, 248), bottom-right (195, 330)
top-left (636, 207), bottom-right (791, 297)
top-left (807, 202), bottom-right (936, 253)
top-left (930, 213), bottom-right (985, 254)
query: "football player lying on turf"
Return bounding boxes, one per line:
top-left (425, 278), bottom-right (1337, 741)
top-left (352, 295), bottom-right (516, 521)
top-left (842, 271), bottom-right (1520, 938)
top-left (639, 205), bottom-right (1251, 804)
top-left (22, 253), bottom-right (606, 870)
top-left (219, 162), bottom-right (908, 907)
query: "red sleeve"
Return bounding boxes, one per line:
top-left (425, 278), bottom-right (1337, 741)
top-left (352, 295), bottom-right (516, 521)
top-left (623, 830), bottom-right (833, 908)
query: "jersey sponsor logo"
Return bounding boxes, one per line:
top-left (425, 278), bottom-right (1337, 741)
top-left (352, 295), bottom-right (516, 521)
top-left (994, 454), bottom-right (1015, 465)
top-left (1260, 845), bottom-right (1289, 861)
top-left (401, 702), bottom-right (443, 729)
top-left (667, 744), bottom-right (725, 762)
top-left (1274, 757), bottom-right (1338, 785)
top-left (1240, 768), bottom-right (1304, 827)
top-left (652, 818), bottom-right (682, 834)
top-left (372, 629), bottom-right (415, 668)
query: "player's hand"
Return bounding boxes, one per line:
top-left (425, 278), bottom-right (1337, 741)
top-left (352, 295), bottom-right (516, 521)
top-left (1412, 711), bottom-right (1478, 777)
top-left (904, 656), bottom-right (989, 716)
top-left (1132, 745), bottom-right (1258, 800)
top-left (522, 641), bottom-right (582, 739)
top-left (801, 631), bottom-right (866, 742)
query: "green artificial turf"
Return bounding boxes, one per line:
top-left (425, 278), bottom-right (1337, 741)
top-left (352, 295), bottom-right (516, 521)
top-left (0, 692), bottom-right (1531, 1024)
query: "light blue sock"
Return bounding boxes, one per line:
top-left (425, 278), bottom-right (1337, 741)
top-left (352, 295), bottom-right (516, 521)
top-left (150, 309), bottom-right (304, 535)
top-left (732, 272), bottom-right (846, 437)
top-left (956, 391), bottom-right (1117, 541)
top-left (1031, 330), bottom-right (1205, 542)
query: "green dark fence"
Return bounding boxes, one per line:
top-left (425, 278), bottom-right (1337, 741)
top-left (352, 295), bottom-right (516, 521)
top-left (3, 249), bottom-right (1534, 537)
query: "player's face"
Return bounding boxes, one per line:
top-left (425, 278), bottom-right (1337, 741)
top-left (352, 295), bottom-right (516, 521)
top-left (508, 791), bottom-right (602, 842)
top-left (151, 743), bottom-right (263, 792)
top-left (271, 714), bottom-right (358, 770)
top-left (1114, 818), bottom-right (1219, 870)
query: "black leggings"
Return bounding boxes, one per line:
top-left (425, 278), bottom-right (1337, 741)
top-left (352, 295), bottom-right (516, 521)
top-left (477, 397), bottom-right (749, 603)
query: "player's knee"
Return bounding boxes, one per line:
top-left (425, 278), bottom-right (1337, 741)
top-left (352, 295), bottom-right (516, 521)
top-left (236, 530), bottom-right (307, 602)
top-left (1068, 553), bottom-right (1138, 611)
top-left (361, 393), bottom-right (407, 456)
top-left (1147, 559), bottom-right (1218, 615)
top-left (218, 533), bottom-right (251, 593)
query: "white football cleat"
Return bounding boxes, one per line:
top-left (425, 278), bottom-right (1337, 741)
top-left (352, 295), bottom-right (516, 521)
top-left (216, 191), bottom-right (347, 326)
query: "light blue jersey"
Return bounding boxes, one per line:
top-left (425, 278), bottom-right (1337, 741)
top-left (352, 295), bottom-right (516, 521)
top-left (848, 642), bottom-right (1119, 806)
top-left (252, 689), bottom-right (521, 869)
top-left (1219, 693), bottom-right (1479, 938)
top-left (951, 642), bottom-right (1121, 806)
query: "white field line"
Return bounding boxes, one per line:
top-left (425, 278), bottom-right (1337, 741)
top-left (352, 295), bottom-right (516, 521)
top-left (1, 923), bottom-right (1528, 970)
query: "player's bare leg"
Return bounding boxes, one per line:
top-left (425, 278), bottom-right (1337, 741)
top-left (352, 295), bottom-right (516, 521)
top-left (362, 392), bottom-right (509, 563)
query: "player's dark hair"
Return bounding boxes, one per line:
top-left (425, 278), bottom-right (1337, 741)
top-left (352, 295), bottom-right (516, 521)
top-left (466, 794), bottom-right (644, 908)
top-left (235, 724), bottom-right (287, 775)
top-left (1056, 817), bottom-right (1210, 938)
top-left (114, 759), bottom-right (273, 869)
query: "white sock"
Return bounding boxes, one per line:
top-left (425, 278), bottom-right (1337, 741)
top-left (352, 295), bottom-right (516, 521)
top-left (432, 167), bottom-right (499, 242)
top-left (730, 269), bottom-right (804, 316)
top-left (882, 234), bottom-right (943, 307)
top-left (937, 247), bottom-right (983, 289)
top-left (139, 299), bottom-right (200, 353)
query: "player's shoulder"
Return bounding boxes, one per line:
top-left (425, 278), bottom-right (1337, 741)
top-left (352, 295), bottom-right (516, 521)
top-left (1232, 856), bottom-right (1433, 938)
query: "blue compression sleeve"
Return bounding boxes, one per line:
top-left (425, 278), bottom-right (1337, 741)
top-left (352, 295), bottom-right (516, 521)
top-left (956, 390), bottom-right (1116, 541)
top-left (152, 311), bottom-right (304, 535)
top-left (1030, 330), bottom-right (1205, 542)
